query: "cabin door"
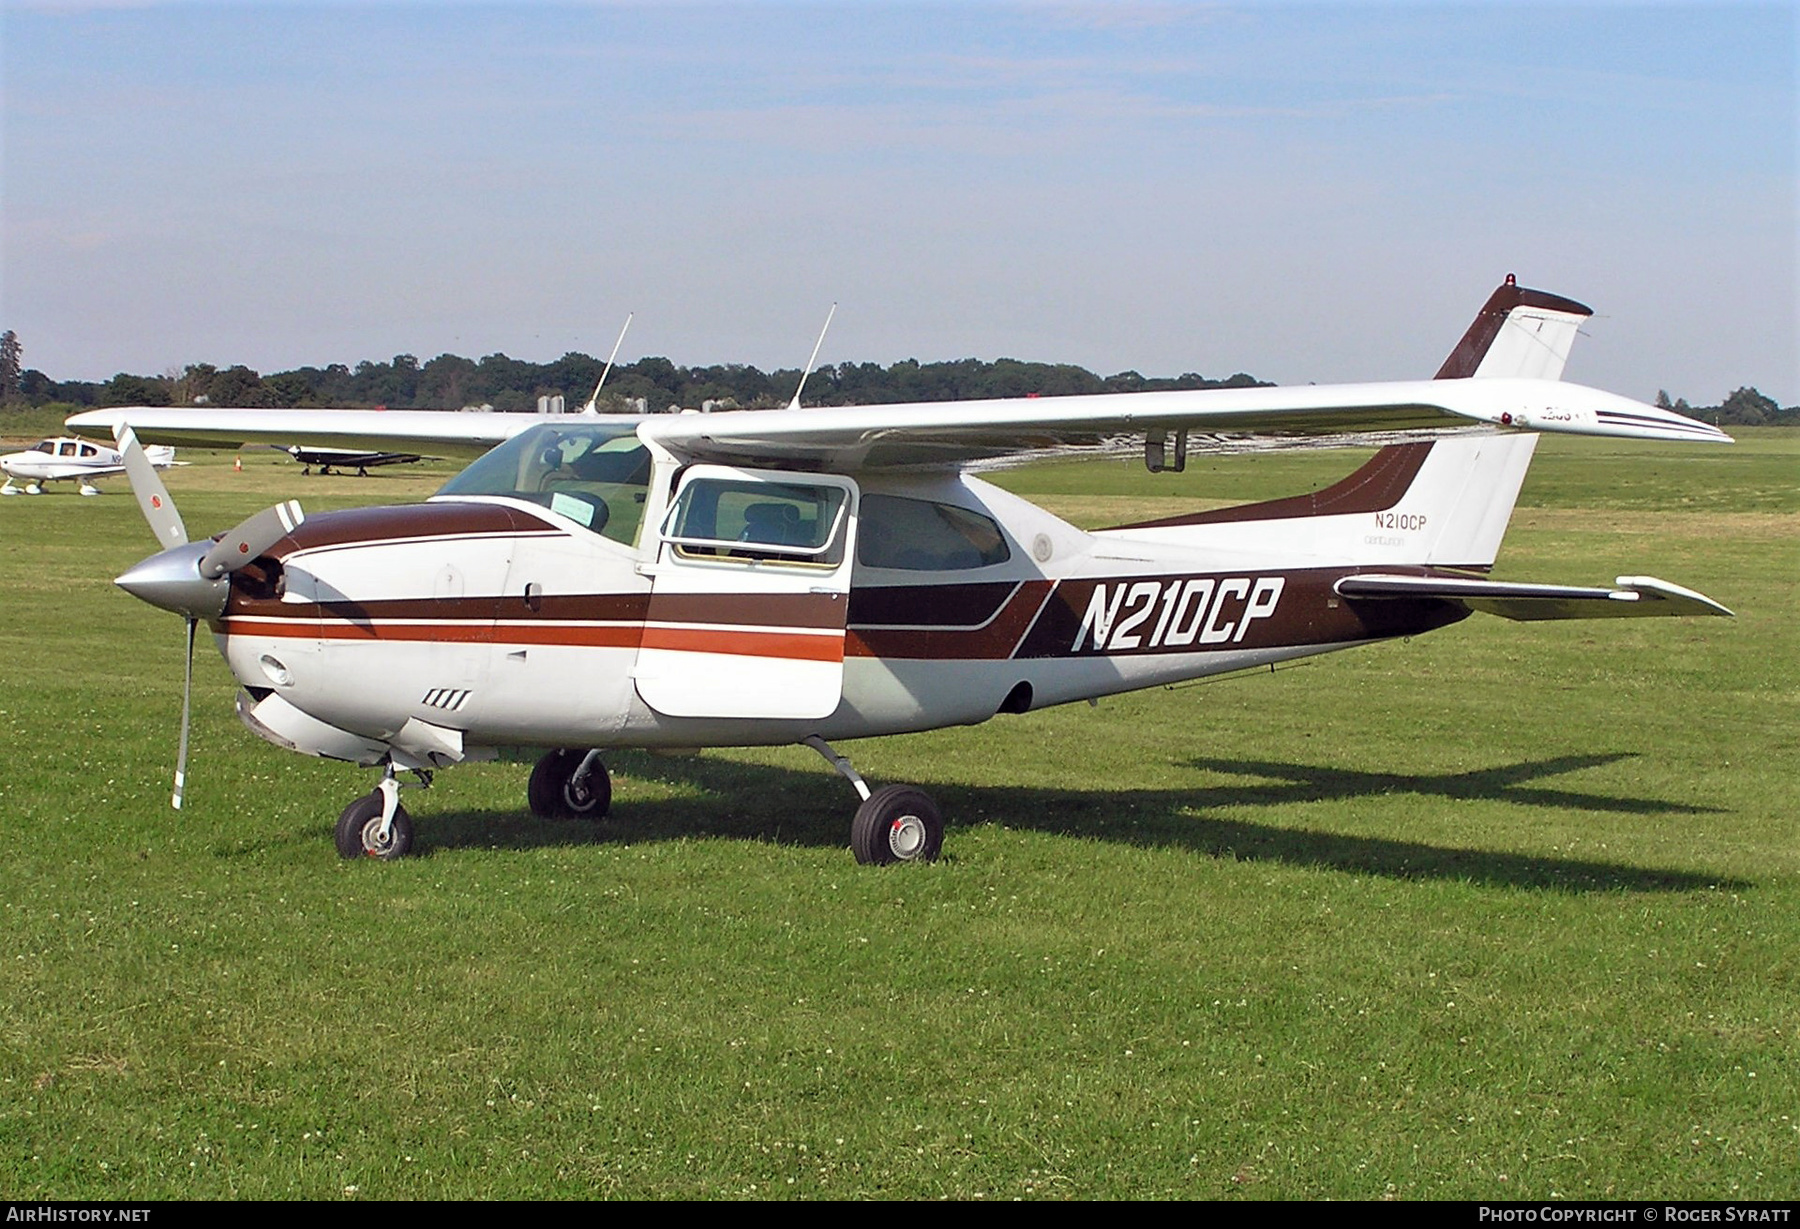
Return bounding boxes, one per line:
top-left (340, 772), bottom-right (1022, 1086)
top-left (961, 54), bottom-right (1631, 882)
top-left (634, 465), bottom-right (858, 721)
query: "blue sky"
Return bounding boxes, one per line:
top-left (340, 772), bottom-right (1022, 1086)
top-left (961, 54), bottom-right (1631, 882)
top-left (2, 2), bottom-right (1794, 403)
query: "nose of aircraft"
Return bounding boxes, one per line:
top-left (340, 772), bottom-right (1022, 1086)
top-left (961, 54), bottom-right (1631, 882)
top-left (115, 541), bottom-right (230, 621)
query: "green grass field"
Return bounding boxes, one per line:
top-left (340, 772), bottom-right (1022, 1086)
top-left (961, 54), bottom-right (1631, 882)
top-left (1, 428), bottom-right (1794, 1199)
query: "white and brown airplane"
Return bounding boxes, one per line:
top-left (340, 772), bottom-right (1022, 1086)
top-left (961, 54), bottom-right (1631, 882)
top-left (0, 435), bottom-right (177, 496)
top-left (69, 277), bottom-right (1733, 864)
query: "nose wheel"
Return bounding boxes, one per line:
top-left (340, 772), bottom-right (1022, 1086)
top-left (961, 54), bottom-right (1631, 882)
top-left (528, 749), bottom-right (612, 821)
top-left (335, 791), bottom-right (415, 859)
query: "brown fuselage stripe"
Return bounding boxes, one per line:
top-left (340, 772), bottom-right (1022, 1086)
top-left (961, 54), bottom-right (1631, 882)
top-left (646, 591), bottom-right (846, 628)
top-left (278, 501), bottom-right (545, 553)
top-left (847, 580), bottom-right (1054, 659)
top-left (223, 569), bottom-right (1472, 662)
top-left (847, 580), bottom-right (1021, 628)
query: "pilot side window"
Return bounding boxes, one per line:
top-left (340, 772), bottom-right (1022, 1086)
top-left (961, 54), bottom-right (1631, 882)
top-left (858, 494), bottom-right (1010, 571)
top-left (666, 478), bottom-right (848, 566)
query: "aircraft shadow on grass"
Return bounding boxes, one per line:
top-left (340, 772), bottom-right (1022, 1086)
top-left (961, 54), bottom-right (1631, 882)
top-left (410, 749), bottom-right (1742, 894)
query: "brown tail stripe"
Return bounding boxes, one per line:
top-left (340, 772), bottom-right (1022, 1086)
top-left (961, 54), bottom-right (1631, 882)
top-left (1107, 442), bottom-right (1432, 531)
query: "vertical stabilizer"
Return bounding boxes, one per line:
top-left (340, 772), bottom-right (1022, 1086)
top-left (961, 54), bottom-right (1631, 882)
top-left (1403, 432), bottom-right (1539, 567)
top-left (1436, 275), bottom-right (1593, 381)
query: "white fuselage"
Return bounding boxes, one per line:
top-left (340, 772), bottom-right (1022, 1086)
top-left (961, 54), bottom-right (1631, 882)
top-left (216, 452), bottom-right (1454, 772)
top-left (0, 437), bottom-right (173, 491)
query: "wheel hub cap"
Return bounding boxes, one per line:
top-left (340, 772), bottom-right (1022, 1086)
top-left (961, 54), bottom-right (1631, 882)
top-left (888, 815), bottom-right (926, 859)
top-left (362, 819), bottom-right (394, 856)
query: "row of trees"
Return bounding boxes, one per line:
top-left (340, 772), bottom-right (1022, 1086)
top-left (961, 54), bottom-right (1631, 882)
top-left (3, 346), bottom-right (1267, 415)
top-left (1, 327), bottom-right (1792, 424)
top-left (1655, 388), bottom-right (1796, 428)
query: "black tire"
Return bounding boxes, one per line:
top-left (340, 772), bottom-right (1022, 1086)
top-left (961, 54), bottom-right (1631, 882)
top-left (334, 791), bottom-right (415, 860)
top-left (850, 784), bottom-right (943, 866)
top-left (527, 749), bottom-right (611, 821)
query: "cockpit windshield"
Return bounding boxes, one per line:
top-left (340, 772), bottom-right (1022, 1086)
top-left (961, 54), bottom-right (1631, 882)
top-left (434, 421), bottom-right (651, 546)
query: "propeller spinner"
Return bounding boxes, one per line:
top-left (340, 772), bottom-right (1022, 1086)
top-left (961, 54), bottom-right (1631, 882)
top-left (112, 425), bottom-right (304, 808)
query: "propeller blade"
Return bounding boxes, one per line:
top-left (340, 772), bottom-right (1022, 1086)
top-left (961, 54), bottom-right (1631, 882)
top-left (198, 500), bottom-right (304, 579)
top-left (173, 617), bottom-right (195, 810)
top-left (114, 425), bottom-right (188, 549)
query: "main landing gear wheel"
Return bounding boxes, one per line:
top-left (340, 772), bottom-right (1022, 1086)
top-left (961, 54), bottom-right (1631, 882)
top-left (850, 784), bottom-right (944, 866)
top-left (527, 749), bottom-right (612, 821)
top-left (335, 791), bottom-right (415, 860)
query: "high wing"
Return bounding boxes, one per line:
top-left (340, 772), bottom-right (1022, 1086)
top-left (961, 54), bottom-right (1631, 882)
top-left (634, 377), bottom-right (1727, 470)
top-left (67, 376), bottom-right (1727, 474)
top-left (63, 276), bottom-right (1730, 468)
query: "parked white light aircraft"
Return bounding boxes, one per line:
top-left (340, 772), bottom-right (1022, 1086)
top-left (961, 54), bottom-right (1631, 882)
top-left (0, 435), bottom-right (177, 496)
top-left (70, 278), bottom-right (1733, 864)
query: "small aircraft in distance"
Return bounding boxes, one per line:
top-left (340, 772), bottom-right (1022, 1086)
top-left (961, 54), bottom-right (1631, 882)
top-left (1, 435), bottom-right (179, 496)
top-left (270, 444), bottom-right (426, 476)
top-left (72, 277), bottom-right (1733, 865)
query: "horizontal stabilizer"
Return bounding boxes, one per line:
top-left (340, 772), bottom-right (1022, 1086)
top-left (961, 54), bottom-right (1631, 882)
top-left (1335, 573), bottom-right (1733, 620)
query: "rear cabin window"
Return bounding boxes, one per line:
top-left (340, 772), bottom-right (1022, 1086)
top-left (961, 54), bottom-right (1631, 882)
top-left (858, 494), bottom-right (1010, 571)
top-left (666, 478), bottom-right (848, 566)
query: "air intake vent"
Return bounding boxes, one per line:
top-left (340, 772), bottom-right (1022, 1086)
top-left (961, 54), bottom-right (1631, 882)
top-left (421, 688), bottom-right (472, 712)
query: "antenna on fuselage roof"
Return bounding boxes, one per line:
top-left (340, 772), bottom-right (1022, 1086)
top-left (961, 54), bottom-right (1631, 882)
top-left (787, 302), bottom-right (837, 411)
top-left (580, 312), bottom-right (635, 414)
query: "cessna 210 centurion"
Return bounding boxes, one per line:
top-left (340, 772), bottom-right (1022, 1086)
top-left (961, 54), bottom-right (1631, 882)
top-left (71, 277), bottom-right (1733, 865)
